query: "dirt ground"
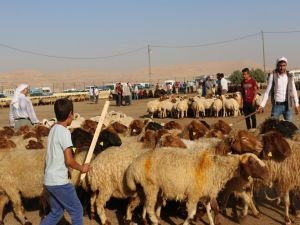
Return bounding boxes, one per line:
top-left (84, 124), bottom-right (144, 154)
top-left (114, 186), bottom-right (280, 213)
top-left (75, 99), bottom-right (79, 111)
top-left (1, 96), bottom-right (300, 225)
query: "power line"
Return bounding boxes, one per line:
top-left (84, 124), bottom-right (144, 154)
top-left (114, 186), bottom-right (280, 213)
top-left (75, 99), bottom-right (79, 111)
top-left (0, 30), bottom-right (299, 60)
top-left (151, 32), bottom-right (260, 48)
top-left (264, 30), bottom-right (300, 34)
top-left (0, 43), bottom-right (147, 60)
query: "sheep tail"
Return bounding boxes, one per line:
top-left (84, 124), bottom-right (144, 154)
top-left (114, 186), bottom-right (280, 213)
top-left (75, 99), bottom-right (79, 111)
top-left (264, 190), bottom-right (281, 203)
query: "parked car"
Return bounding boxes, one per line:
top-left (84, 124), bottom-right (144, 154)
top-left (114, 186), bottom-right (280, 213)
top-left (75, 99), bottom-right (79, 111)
top-left (0, 93), bottom-right (6, 98)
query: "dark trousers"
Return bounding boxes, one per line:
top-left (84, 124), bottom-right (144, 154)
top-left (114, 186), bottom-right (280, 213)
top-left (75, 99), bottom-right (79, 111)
top-left (116, 94), bottom-right (122, 106)
top-left (243, 103), bottom-right (256, 129)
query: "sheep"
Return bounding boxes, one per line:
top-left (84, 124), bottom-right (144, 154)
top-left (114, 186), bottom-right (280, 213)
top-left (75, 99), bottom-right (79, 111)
top-left (190, 98), bottom-right (206, 118)
top-left (211, 98), bottom-right (223, 117)
top-left (126, 148), bottom-right (268, 225)
top-left (68, 113), bottom-right (85, 129)
top-left (176, 99), bottom-right (189, 118)
top-left (72, 137), bottom-right (150, 225)
top-left (181, 120), bottom-right (209, 140)
top-left (146, 99), bottom-right (160, 118)
top-left (71, 128), bottom-right (122, 155)
top-left (0, 150), bottom-right (45, 225)
top-left (221, 95), bottom-right (240, 117)
top-left (158, 99), bottom-right (176, 118)
top-left (203, 98), bottom-right (215, 117)
top-left (254, 133), bottom-right (299, 224)
top-left (220, 131), bottom-right (293, 223)
top-left (129, 119), bottom-right (145, 136)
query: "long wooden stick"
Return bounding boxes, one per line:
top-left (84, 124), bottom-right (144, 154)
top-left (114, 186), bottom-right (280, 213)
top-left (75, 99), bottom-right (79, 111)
top-left (235, 110), bottom-right (258, 124)
top-left (80, 100), bottom-right (110, 181)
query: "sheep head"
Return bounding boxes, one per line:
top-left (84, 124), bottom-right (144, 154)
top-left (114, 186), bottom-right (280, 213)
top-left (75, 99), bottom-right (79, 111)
top-left (230, 130), bottom-right (263, 155)
top-left (260, 131), bottom-right (291, 162)
top-left (239, 153), bottom-right (268, 182)
top-left (158, 134), bottom-right (187, 148)
top-left (129, 119), bottom-right (145, 136)
top-left (164, 121), bottom-right (183, 131)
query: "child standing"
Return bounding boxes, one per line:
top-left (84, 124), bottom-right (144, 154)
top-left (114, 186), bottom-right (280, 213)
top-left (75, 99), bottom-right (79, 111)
top-left (241, 68), bottom-right (257, 129)
top-left (41, 98), bottom-right (90, 225)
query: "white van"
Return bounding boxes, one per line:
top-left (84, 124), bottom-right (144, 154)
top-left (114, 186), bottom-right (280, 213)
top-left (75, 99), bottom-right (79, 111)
top-left (164, 80), bottom-right (175, 87)
top-left (42, 87), bottom-right (53, 96)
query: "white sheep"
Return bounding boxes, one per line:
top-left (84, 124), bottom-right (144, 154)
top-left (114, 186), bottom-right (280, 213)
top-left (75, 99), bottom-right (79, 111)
top-left (126, 148), bottom-right (268, 225)
top-left (176, 99), bottom-right (189, 118)
top-left (146, 99), bottom-right (160, 118)
top-left (0, 150), bottom-right (46, 225)
top-left (73, 136), bottom-right (150, 225)
top-left (211, 98), bottom-right (223, 117)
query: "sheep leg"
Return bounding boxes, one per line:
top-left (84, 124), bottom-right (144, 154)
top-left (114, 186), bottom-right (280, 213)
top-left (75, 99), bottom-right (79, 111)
top-left (283, 191), bottom-right (292, 225)
top-left (0, 194), bottom-right (9, 224)
top-left (90, 192), bottom-right (97, 220)
top-left (155, 194), bottom-right (165, 218)
top-left (125, 194), bottom-right (141, 222)
top-left (3, 186), bottom-right (32, 225)
top-left (144, 185), bottom-right (160, 225)
top-left (205, 201), bottom-right (215, 225)
top-left (95, 192), bottom-right (111, 225)
top-left (182, 199), bottom-right (198, 225)
top-left (241, 190), bottom-right (259, 218)
top-left (219, 189), bottom-right (231, 215)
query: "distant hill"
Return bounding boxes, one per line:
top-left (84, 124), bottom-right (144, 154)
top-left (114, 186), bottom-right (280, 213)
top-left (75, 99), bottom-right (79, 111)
top-left (0, 60), bottom-right (267, 91)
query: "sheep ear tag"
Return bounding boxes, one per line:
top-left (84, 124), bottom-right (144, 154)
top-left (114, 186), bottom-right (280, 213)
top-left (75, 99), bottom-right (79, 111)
top-left (248, 176), bottom-right (253, 182)
top-left (71, 147), bottom-right (76, 153)
top-left (268, 152), bottom-right (272, 157)
top-left (99, 141), bottom-right (104, 146)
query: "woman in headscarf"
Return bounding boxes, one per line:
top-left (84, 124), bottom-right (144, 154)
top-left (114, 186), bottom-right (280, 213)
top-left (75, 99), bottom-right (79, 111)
top-left (9, 84), bottom-right (40, 129)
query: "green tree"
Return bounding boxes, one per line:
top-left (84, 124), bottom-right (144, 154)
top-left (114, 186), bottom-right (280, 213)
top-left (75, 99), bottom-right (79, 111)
top-left (228, 70), bottom-right (243, 84)
top-left (250, 68), bottom-right (266, 83)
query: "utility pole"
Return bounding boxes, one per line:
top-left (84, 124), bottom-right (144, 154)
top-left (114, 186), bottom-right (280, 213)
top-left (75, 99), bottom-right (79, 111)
top-left (261, 31), bottom-right (266, 74)
top-left (148, 45), bottom-right (152, 85)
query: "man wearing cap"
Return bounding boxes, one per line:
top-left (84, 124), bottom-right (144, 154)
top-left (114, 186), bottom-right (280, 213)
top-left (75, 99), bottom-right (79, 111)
top-left (9, 84), bottom-right (40, 129)
top-left (258, 57), bottom-right (300, 121)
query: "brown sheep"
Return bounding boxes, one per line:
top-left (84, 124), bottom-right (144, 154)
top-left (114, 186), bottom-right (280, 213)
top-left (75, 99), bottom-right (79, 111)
top-left (0, 127), bottom-right (15, 138)
top-left (211, 120), bottom-right (232, 135)
top-left (25, 139), bottom-right (44, 150)
top-left (0, 137), bottom-right (16, 149)
top-left (163, 121), bottom-right (183, 131)
top-left (158, 134), bottom-right (187, 148)
top-left (182, 120), bottom-right (209, 140)
top-left (129, 119), bottom-right (145, 136)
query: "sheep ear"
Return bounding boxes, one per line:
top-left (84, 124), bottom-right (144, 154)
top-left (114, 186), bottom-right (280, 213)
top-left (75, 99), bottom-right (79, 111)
top-left (42, 119), bottom-right (48, 126)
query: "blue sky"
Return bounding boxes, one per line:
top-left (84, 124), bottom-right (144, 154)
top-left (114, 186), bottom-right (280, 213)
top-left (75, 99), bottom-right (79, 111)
top-left (0, 0), bottom-right (300, 72)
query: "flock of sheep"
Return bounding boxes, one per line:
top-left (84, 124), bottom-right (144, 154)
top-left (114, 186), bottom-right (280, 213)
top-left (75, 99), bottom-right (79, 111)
top-left (0, 109), bottom-right (300, 225)
top-left (146, 92), bottom-right (262, 119)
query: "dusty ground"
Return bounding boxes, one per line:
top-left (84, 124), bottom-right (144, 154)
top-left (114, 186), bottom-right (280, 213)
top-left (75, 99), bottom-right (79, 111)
top-left (1, 96), bottom-right (300, 225)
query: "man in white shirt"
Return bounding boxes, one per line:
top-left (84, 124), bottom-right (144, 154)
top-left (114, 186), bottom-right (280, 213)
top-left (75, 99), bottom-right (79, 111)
top-left (94, 87), bottom-right (99, 104)
top-left (9, 84), bottom-right (39, 129)
top-left (258, 57), bottom-right (300, 121)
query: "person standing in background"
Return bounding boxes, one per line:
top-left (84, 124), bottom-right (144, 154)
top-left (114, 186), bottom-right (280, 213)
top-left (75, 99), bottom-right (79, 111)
top-left (9, 84), bottom-right (39, 129)
top-left (217, 73), bottom-right (228, 95)
top-left (94, 86), bottom-right (99, 104)
top-left (241, 68), bottom-right (257, 129)
top-left (115, 83), bottom-right (122, 106)
top-left (89, 87), bottom-right (94, 102)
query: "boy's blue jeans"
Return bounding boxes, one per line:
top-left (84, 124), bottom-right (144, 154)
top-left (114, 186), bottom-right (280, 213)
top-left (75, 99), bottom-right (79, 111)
top-left (40, 183), bottom-right (83, 225)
